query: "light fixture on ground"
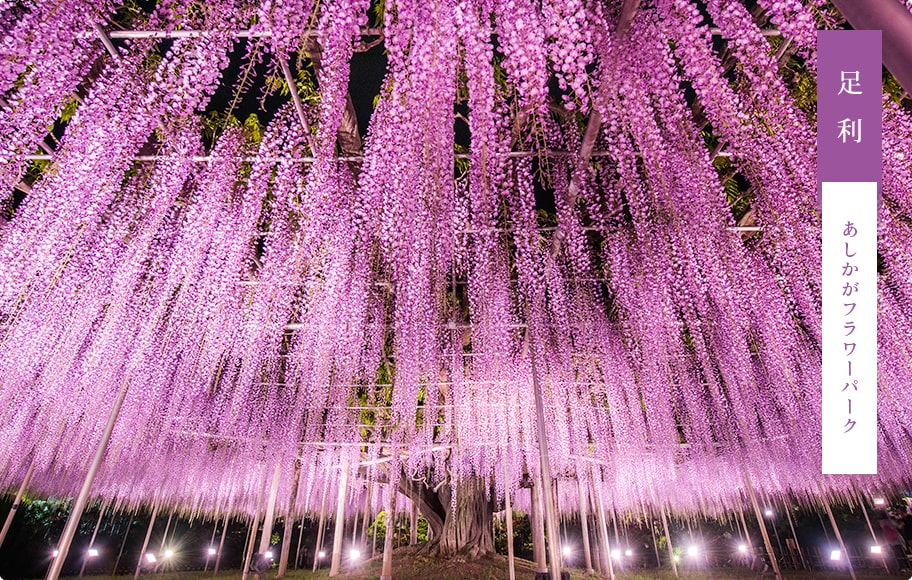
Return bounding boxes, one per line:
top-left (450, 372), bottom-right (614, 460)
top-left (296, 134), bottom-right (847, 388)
top-left (687, 545), bottom-right (699, 557)
top-left (561, 545), bottom-right (572, 557)
top-left (87, 548), bottom-right (99, 557)
top-left (830, 549), bottom-right (842, 561)
top-left (207, 547), bottom-right (217, 556)
top-left (624, 549), bottom-right (633, 557)
top-left (611, 549), bottom-right (621, 560)
top-left (350, 548), bottom-right (361, 560)
top-left (164, 549), bottom-right (174, 558)
top-left (145, 553), bottom-right (157, 563)
top-left (52, 549), bottom-right (59, 558)
top-left (870, 545), bottom-right (882, 554)
top-left (265, 550), bottom-right (273, 559)
top-left (873, 497), bottom-right (886, 506)
top-left (737, 544), bottom-right (748, 553)
top-left (764, 508), bottom-right (774, 517)
top-left (318, 550), bottom-right (326, 559)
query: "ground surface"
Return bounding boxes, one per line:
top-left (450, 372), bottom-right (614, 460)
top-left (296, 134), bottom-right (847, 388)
top-left (58, 551), bottom-right (907, 580)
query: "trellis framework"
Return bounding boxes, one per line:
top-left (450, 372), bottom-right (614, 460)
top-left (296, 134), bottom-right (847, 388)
top-left (2, 0), bottom-right (912, 576)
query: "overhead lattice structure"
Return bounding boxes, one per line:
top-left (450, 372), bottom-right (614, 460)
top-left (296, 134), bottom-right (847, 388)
top-left (1, 0), bottom-right (912, 527)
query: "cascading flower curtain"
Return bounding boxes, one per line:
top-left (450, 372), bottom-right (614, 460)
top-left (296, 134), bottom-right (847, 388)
top-left (0, 0), bottom-right (911, 521)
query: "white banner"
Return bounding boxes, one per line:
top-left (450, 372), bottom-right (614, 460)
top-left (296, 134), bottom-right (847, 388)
top-left (822, 182), bottom-right (877, 474)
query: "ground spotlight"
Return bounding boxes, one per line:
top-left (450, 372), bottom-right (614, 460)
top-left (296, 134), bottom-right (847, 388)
top-left (687, 545), bottom-right (699, 557)
top-left (611, 549), bottom-right (621, 560)
top-left (870, 545), bottom-right (882, 555)
top-left (87, 548), bottom-right (99, 557)
top-left (874, 497), bottom-right (886, 506)
top-left (145, 553), bottom-right (157, 563)
top-left (164, 549), bottom-right (174, 558)
top-left (318, 550), bottom-right (326, 559)
top-left (207, 547), bottom-right (217, 556)
top-left (737, 544), bottom-right (748, 553)
top-left (764, 508), bottom-right (774, 517)
top-left (624, 549), bottom-right (633, 557)
top-left (52, 549), bottom-right (59, 558)
top-left (265, 550), bottom-right (273, 559)
top-left (350, 548), bottom-right (361, 560)
top-left (830, 549), bottom-right (842, 561)
top-left (561, 545), bottom-right (572, 557)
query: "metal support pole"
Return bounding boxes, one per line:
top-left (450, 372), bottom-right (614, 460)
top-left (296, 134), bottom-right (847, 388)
top-left (504, 460), bottom-right (516, 580)
top-left (0, 460), bottom-right (34, 550)
top-left (853, 488), bottom-right (889, 573)
top-left (782, 502), bottom-right (808, 571)
top-left (410, 501), bottom-right (418, 546)
top-left (593, 477), bottom-right (616, 580)
top-left (242, 479), bottom-right (266, 580)
top-left (313, 480), bottom-right (329, 572)
top-left (744, 475), bottom-right (782, 580)
top-left (79, 508), bottom-right (106, 577)
top-left (380, 490), bottom-right (397, 580)
top-left (204, 517), bottom-right (218, 572)
top-left (295, 515), bottom-right (305, 569)
top-left (278, 460), bottom-right (302, 577)
top-left (530, 475), bottom-right (547, 573)
top-left (260, 463), bottom-right (282, 553)
top-left (649, 515), bottom-right (660, 568)
top-left (823, 496), bottom-right (857, 580)
top-left (47, 382), bottom-right (129, 580)
top-left (158, 511), bottom-right (173, 555)
top-left (330, 454), bottom-right (351, 576)
top-left (134, 503), bottom-right (160, 580)
top-left (578, 477), bottom-right (595, 574)
top-left (112, 510), bottom-right (134, 575)
top-left (528, 336), bottom-right (562, 580)
top-left (659, 506), bottom-right (678, 580)
top-left (361, 478), bottom-right (374, 547)
top-left (241, 511), bottom-right (260, 580)
top-left (214, 516), bottom-right (228, 575)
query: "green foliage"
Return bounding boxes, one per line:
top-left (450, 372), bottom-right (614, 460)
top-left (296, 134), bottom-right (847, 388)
top-left (265, 61), bottom-right (320, 105)
top-left (883, 69), bottom-right (906, 106)
top-left (454, 143), bottom-right (469, 179)
top-left (59, 95), bottom-right (80, 124)
top-left (370, 0), bottom-right (386, 27)
top-left (366, 510), bottom-right (421, 546)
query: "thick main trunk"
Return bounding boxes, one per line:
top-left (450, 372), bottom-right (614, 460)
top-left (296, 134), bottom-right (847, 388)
top-left (398, 474), bottom-right (494, 559)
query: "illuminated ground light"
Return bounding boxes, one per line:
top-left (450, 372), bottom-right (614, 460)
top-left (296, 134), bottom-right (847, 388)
top-left (561, 545), bottom-right (572, 557)
top-left (830, 549), bottom-right (842, 561)
top-left (52, 549), bottom-right (59, 558)
top-left (265, 551), bottom-right (273, 559)
top-left (624, 549), bottom-right (633, 557)
top-left (207, 547), bottom-right (217, 556)
top-left (687, 545), bottom-right (699, 557)
top-left (318, 551), bottom-right (326, 559)
top-left (871, 545), bottom-right (882, 555)
top-left (350, 549), bottom-right (361, 560)
top-left (145, 553), bottom-right (157, 563)
top-left (737, 544), bottom-right (748, 553)
top-left (611, 549), bottom-right (621, 560)
top-left (164, 549), bottom-right (174, 558)
top-left (87, 548), bottom-right (99, 557)
top-left (874, 497), bottom-right (886, 506)
top-left (764, 509), bottom-right (774, 517)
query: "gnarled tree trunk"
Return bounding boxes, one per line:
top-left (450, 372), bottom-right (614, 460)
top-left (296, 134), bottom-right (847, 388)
top-left (398, 473), bottom-right (494, 559)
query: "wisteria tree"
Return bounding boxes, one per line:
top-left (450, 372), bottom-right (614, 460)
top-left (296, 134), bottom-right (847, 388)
top-left (2, 0), bottom-right (912, 572)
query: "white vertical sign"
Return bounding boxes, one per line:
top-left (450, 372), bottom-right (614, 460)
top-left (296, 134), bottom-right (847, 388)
top-left (822, 181), bottom-right (877, 474)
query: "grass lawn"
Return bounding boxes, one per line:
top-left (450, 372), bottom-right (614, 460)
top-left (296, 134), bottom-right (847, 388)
top-left (61, 551), bottom-right (906, 580)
